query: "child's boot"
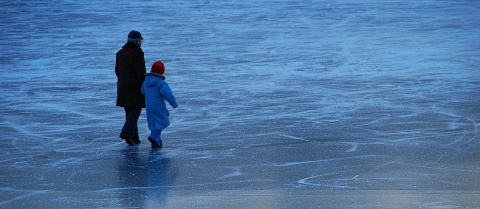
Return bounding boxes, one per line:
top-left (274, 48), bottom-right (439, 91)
top-left (148, 130), bottom-right (162, 149)
top-left (148, 137), bottom-right (162, 149)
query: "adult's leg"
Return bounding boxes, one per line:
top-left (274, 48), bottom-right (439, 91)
top-left (132, 112), bottom-right (141, 144)
top-left (120, 107), bottom-right (141, 145)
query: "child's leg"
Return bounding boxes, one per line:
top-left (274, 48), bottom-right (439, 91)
top-left (156, 129), bottom-right (163, 146)
top-left (149, 130), bottom-right (160, 142)
top-left (148, 129), bottom-right (163, 148)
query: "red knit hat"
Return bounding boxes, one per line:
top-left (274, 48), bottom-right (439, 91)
top-left (151, 60), bottom-right (165, 74)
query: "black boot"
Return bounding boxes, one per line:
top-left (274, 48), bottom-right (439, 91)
top-left (123, 137), bottom-right (135, 146)
top-left (132, 138), bottom-right (141, 145)
top-left (120, 134), bottom-right (135, 146)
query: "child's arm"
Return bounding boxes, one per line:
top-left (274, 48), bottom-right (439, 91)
top-left (159, 82), bottom-right (178, 108)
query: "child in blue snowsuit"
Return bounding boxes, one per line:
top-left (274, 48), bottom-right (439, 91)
top-left (141, 60), bottom-right (178, 148)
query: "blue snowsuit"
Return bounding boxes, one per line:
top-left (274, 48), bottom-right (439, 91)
top-left (141, 73), bottom-right (178, 144)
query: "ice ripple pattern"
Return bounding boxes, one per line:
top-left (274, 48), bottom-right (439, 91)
top-left (0, 0), bottom-right (479, 208)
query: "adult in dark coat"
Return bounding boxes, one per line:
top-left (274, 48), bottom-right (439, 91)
top-left (115, 30), bottom-right (146, 145)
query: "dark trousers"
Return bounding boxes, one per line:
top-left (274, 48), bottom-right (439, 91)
top-left (120, 107), bottom-right (142, 141)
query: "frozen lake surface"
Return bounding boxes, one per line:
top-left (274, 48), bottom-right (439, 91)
top-left (1, 0), bottom-right (479, 208)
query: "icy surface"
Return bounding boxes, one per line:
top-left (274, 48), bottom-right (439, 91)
top-left (0, 0), bottom-right (479, 208)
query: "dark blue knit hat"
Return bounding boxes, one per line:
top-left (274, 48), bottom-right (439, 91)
top-left (127, 30), bottom-right (143, 42)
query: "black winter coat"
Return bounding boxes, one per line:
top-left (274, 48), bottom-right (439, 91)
top-left (115, 42), bottom-right (146, 108)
